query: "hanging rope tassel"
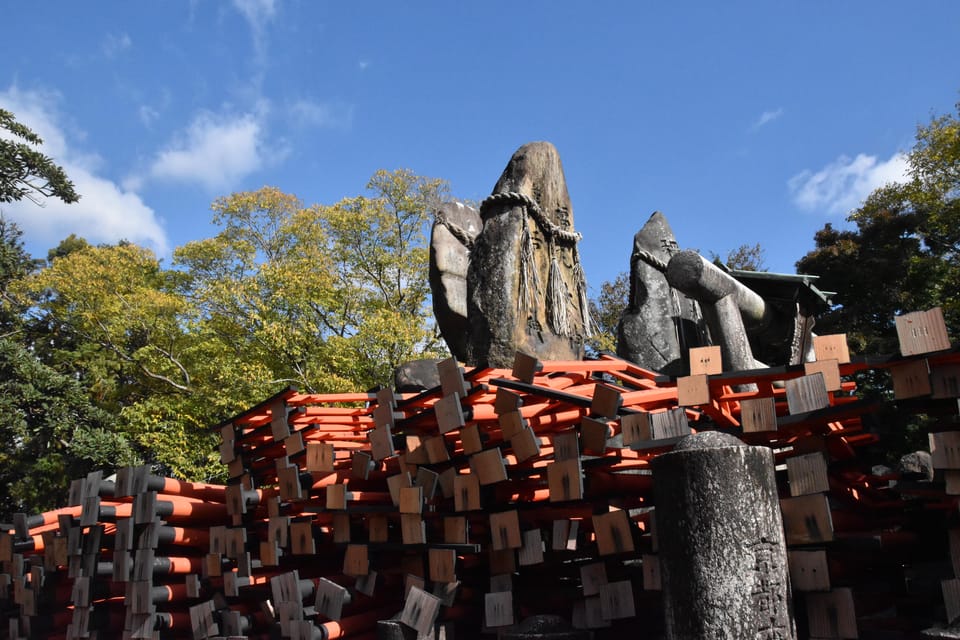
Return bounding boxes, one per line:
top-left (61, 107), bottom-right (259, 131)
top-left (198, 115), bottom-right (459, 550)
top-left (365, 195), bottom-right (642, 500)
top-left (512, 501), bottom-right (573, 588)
top-left (572, 250), bottom-right (593, 337)
top-left (517, 215), bottom-right (541, 321)
top-left (547, 242), bottom-right (573, 336)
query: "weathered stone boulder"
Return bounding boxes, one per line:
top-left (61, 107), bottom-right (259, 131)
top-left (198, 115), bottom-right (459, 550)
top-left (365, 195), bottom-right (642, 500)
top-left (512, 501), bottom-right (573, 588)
top-left (652, 431), bottom-right (796, 639)
top-left (393, 359), bottom-right (442, 393)
top-left (616, 212), bottom-right (706, 374)
top-left (429, 201), bottom-right (482, 362)
top-left (465, 142), bottom-right (590, 368)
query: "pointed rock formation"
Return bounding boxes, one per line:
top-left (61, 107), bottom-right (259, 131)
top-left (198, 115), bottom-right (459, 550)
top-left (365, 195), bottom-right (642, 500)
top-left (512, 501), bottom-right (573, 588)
top-left (617, 212), bottom-right (706, 374)
top-left (429, 201), bottom-right (482, 362)
top-left (465, 142), bottom-right (590, 368)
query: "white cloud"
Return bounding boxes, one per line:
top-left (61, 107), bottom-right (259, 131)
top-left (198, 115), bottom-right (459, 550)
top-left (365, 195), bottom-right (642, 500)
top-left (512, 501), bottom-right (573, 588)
top-left (750, 107), bottom-right (784, 131)
top-left (145, 111), bottom-right (265, 191)
top-left (788, 152), bottom-right (910, 216)
top-left (102, 32), bottom-right (132, 58)
top-left (138, 104), bottom-right (160, 127)
top-left (0, 86), bottom-right (168, 255)
top-left (358, 60), bottom-right (370, 71)
top-left (289, 99), bottom-right (354, 130)
top-left (232, 0), bottom-right (276, 57)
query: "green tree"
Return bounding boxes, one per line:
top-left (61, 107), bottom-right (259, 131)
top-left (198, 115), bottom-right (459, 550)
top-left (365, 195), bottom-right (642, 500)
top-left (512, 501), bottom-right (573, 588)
top-left (0, 337), bottom-right (139, 518)
top-left (0, 216), bottom-right (37, 336)
top-left (586, 272), bottom-right (629, 355)
top-left (797, 101), bottom-right (960, 354)
top-left (710, 242), bottom-right (767, 272)
top-left (0, 108), bottom-right (79, 205)
top-left (11, 242), bottom-right (248, 480)
top-left (175, 169), bottom-right (449, 393)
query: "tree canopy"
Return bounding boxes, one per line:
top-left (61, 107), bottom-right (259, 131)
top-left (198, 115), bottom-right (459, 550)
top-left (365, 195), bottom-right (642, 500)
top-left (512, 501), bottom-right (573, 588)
top-left (0, 108), bottom-right (79, 205)
top-left (5, 169), bottom-right (450, 494)
top-left (797, 101), bottom-right (960, 354)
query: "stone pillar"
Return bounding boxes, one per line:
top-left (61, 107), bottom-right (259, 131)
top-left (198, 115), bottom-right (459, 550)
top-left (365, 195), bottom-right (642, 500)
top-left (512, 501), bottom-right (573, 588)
top-left (652, 432), bottom-right (795, 640)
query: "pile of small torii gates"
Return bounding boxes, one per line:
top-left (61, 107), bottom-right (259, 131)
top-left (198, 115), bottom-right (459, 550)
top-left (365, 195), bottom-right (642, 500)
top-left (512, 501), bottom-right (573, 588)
top-left (2, 309), bottom-right (960, 640)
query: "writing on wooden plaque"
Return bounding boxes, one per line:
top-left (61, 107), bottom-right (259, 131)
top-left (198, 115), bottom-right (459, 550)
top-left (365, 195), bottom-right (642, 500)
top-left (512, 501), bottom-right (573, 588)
top-left (489, 511), bottom-right (522, 551)
top-left (453, 473), bottom-right (481, 512)
top-left (804, 359), bottom-right (842, 392)
top-left (786, 452), bottom-right (830, 497)
top-left (593, 509), bottom-right (635, 556)
top-left (689, 345), bottom-right (722, 375)
top-left (400, 585), bottom-right (443, 635)
top-left (435, 393), bottom-right (465, 434)
top-left (891, 359), bottom-right (932, 400)
top-left (813, 334), bottom-right (851, 364)
top-left (781, 494), bottom-right (834, 545)
top-left (788, 549), bottom-right (830, 592)
top-left (677, 374), bottom-right (710, 407)
top-left (740, 397), bottom-right (778, 433)
top-left (599, 580), bottom-right (636, 620)
top-left (896, 307), bottom-right (950, 356)
top-left (785, 373), bottom-right (829, 414)
top-left (484, 591), bottom-right (514, 628)
top-left (806, 588), bottom-right (858, 638)
top-left (547, 458), bottom-right (584, 502)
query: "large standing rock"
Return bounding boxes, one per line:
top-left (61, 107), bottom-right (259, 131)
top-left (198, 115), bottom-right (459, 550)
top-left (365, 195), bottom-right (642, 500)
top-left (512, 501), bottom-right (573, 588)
top-left (465, 142), bottom-right (590, 368)
top-left (616, 212), bottom-right (706, 374)
top-left (429, 201), bottom-right (482, 362)
top-left (652, 432), bottom-right (796, 639)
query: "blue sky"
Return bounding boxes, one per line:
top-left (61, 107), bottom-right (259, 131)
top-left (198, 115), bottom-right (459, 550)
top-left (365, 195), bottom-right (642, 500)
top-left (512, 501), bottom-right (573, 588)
top-left (2, 1), bottom-right (959, 291)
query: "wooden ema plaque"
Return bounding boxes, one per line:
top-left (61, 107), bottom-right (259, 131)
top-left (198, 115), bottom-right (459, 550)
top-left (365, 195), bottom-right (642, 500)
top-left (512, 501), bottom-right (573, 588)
top-left (581, 416), bottom-right (610, 455)
top-left (600, 580), bottom-right (636, 620)
top-left (896, 307), bottom-right (951, 356)
top-left (435, 392), bottom-right (465, 434)
top-left (788, 549), bottom-right (831, 592)
top-left (806, 588), bottom-right (858, 638)
top-left (547, 458), bottom-right (584, 502)
top-left (470, 449), bottom-right (508, 485)
top-left (813, 334), bottom-right (851, 364)
top-left (387, 472), bottom-right (413, 506)
top-left (270, 397), bottom-right (289, 441)
top-left (429, 548), bottom-right (457, 583)
top-left (591, 384), bottom-right (623, 418)
top-left (306, 442), bottom-right (335, 473)
top-left (400, 585), bottom-right (443, 635)
top-left (484, 591), bottom-right (514, 628)
top-left (343, 544), bottom-right (369, 576)
top-left (891, 359), bottom-right (932, 399)
top-left (454, 473), bottom-right (481, 512)
top-left (642, 554), bottom-right (661, 591)
top-left (804, 359), bottom-right (842, 392)
top-left (444, 517), bottom-right (468, 544)
top-left (552, 519), bottom-right (579, 551)
top-left (689, 345), bottom-right (722, 375)
top-left (740, 397), bottom-right (778, 433)
top-left (786, 452), bottom-right (830, 496)
top-left (401, 514), bottom-right (426, 545)
top-left (512, 351), bottom-right (541, 383)
top-left (437, 357), bottom-right (469, 398)
top-left (498, 411), bottom-right (526, 440)
top-left (461, 423), bottom-right (483, 455)
top-left (932, 363), bottom-right (960, 399)
top-left (414, 466), bottom-right (439, 500)
top-left (781, 494), bottom-right (834, 545)
top-left (552, 430), bottom-right (579, 461)
top-left (518, 529), bottom-right (544, 566)
top-left (593, 509), bottom-right (635, 556)
top-left (580, 562), bottom-right (607, 596)
top-left (494, 387), bottom-right (523, 415)
top-left (489, 511), bottom-right (521, 551)
top-left (677, 374), bottom-right (710, 407)
top-left (510, 427), bottom-right (541, 462)
top-left (785, 373), bottom-right (830, 414)
top-left (930, 431), bottom-right (960, 469)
